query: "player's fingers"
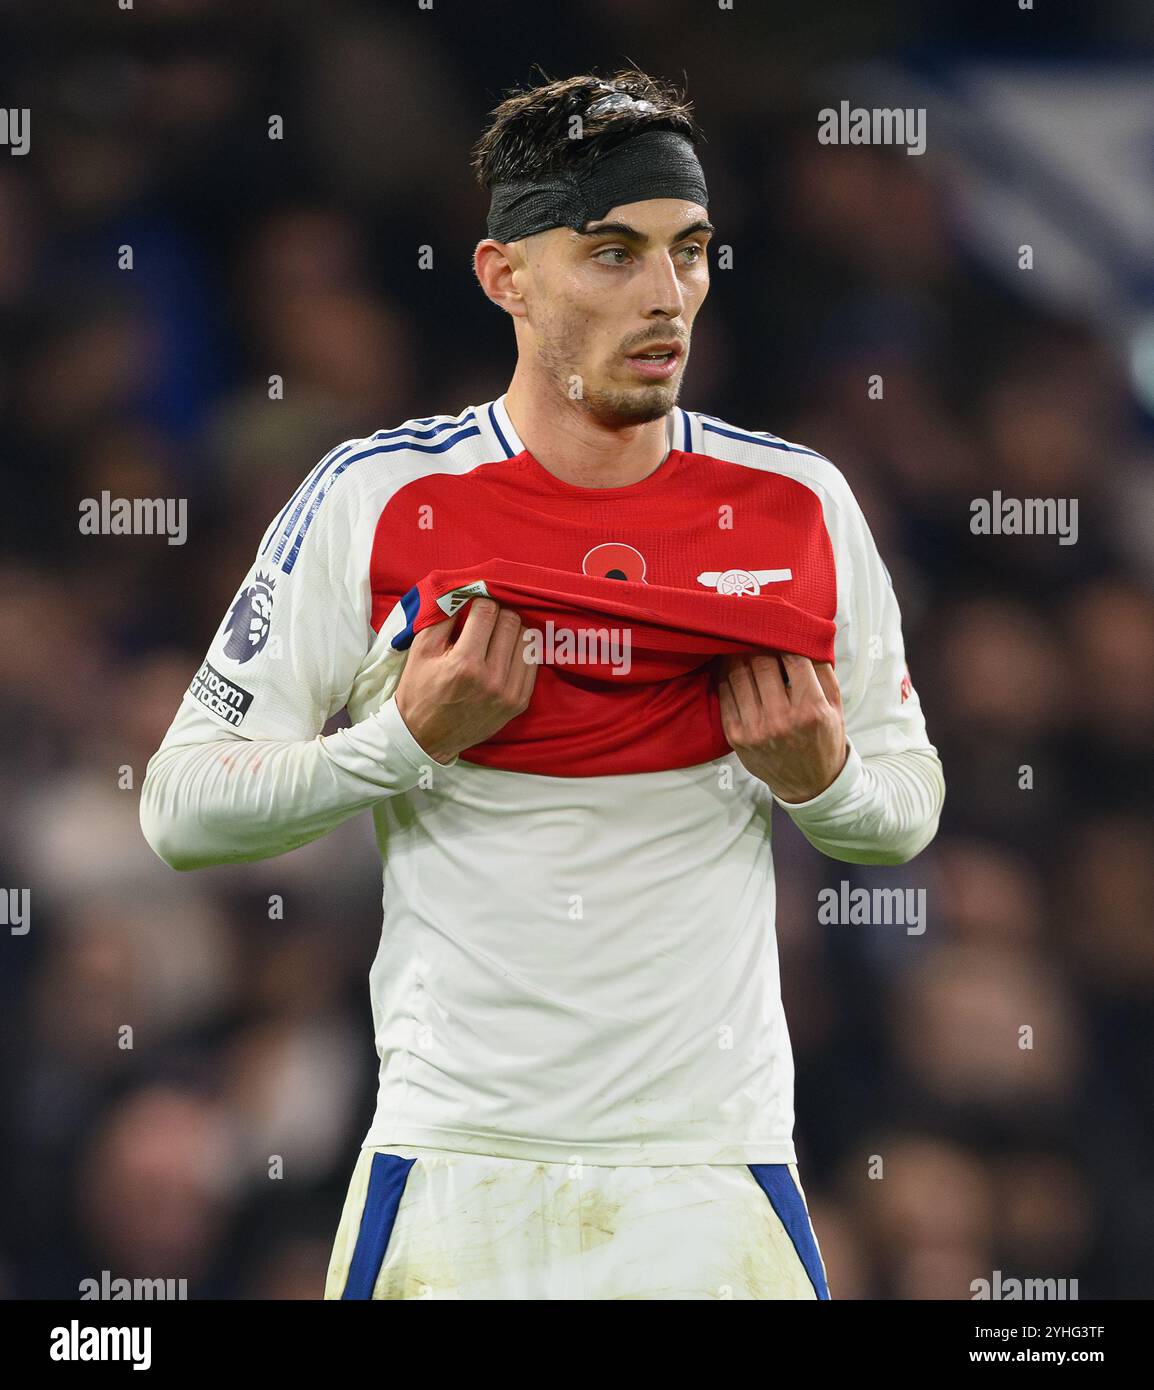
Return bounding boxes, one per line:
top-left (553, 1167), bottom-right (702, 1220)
top-left (811, 661), bottom-right (842, 709)
top-left (779, 652), bottom-right (826, 706)
top-left (452, 596), bottom-right (502, 662)
top-left (485, 605), bottom-right (524, 681)
top-left (408, 615), bottom-right (455, 657)
top-left (743, 651), bottom-right (793, 720)
top-left (728, 656), bottom-right (784, 733)
top-left (718, 675), bottom-right (744, 743)
top-left (722, 656), bottom-right (765, 727)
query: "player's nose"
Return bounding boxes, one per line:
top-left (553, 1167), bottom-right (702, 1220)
top-left (639, 250), bottom-right (686, 318)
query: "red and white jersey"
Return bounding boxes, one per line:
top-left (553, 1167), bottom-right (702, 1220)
top-left (157, 395), bottom-right (942, 1164)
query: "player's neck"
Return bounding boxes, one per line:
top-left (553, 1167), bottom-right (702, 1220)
top-left (503, 371), bottom-right (672, 490)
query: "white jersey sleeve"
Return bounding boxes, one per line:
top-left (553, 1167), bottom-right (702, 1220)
top-left (186, 445), bottom-right (376, 740)
top-left (771, 469), bottom-right (945, 864)
top-left (140, 445), bottom-right (453, 870)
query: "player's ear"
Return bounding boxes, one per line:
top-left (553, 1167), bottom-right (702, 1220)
top-left (474, 238), bottom-right (528, 319)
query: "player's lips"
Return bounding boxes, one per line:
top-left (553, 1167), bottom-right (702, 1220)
top-left (623, 341), bottom-right (683, 380)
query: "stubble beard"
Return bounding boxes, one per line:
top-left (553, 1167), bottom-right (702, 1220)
top-left (536, 325), bottom-right (686, 428)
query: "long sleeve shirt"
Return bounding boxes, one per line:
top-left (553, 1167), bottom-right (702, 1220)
top-left (141, 395), bottom-right (944, 1164)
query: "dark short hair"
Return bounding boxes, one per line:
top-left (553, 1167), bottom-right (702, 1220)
top-left (471, 68), bottom-right (701, 190)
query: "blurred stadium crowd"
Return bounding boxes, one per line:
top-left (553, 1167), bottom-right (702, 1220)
top-left (1, 1), bottom-right (1152, 1298)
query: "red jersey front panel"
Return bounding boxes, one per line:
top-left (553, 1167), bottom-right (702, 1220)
top-left (368, 448), bottom-right (837, 776)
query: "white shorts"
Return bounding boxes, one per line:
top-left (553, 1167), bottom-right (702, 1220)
top-left (324, 1144), bottom-right (830, 1300)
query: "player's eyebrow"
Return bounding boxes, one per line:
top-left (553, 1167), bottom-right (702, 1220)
top-left (576, 219), bottom-right (715, 246)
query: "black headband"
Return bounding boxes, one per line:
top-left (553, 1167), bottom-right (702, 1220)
top-left (486, 128), bottom-right (708, 242)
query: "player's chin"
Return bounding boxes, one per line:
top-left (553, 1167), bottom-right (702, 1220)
top-left (634, 379), bottom-right (681, 414)
top-left (599, 389), bottom-right (677, 426)
top-left (608, 372), bottom-right (682, 419)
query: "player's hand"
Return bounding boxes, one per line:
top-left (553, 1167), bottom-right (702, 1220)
top-left (718, 651), bottom-right (847, 803)
top-left (393, 597), bottom-right (538, 765)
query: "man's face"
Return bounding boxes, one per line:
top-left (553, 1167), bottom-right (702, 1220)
top-left (514, 198), bottom-right (712, 427)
